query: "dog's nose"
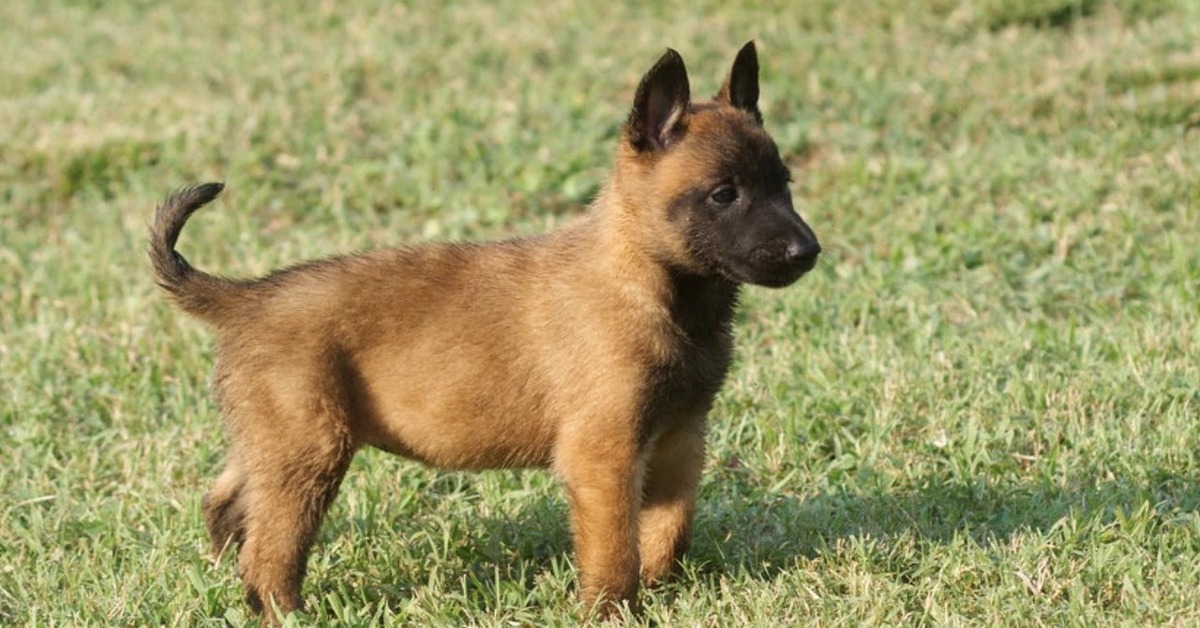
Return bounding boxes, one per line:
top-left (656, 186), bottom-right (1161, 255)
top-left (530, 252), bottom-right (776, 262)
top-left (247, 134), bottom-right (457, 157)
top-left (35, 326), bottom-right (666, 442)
top-left (785, 239), bottom-right (820, 270)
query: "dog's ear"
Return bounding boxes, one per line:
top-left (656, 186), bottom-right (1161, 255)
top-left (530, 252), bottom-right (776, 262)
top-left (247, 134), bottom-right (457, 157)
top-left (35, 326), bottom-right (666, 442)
top-left (626, 48), bottom-right (690, 152)
top-left (716, 41), bottom-right (762, 124)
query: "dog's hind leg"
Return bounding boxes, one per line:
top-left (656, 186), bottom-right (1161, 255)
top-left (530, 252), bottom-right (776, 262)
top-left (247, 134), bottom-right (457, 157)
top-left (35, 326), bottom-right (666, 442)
top-left (230, 391), bottom-right (356, 620)
top-left (202, 451), bottom-right (248, 559)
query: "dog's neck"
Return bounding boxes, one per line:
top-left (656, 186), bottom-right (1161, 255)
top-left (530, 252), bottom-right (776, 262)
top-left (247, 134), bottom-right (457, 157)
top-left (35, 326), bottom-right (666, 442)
top-left (664, 267), bottom-right (740, 342)
top-left (585, 184), bottom-right (740, 341)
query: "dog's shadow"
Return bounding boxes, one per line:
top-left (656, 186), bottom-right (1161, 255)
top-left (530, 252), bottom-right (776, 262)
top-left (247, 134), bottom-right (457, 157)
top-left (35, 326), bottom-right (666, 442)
top-left (316, 463), bottom-right (1197, 618)
top-left (687, 465), bottom-right (1199, 584)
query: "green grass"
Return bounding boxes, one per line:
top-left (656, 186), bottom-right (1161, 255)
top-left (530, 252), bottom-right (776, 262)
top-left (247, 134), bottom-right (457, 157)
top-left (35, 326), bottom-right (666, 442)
top-left (3, 0), bottom-right (1199, 624)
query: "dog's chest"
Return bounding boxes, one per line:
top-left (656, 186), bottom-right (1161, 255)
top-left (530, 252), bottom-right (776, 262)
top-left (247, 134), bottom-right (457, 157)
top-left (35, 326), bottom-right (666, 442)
top-left (637, 277), bottom-right (739, 441)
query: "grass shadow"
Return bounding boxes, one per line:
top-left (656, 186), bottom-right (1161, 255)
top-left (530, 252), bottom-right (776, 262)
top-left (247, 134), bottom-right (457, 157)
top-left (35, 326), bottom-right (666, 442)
top-left (690, 466), bottom-right (1200, 581)
top-left (306, 463), bottom-right (1198, 619)
top-left (313, 480), bottom-right (575, 619)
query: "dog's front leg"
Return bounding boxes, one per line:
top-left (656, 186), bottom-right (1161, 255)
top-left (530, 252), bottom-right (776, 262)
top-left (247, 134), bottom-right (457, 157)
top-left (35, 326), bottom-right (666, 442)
top-left (555, 424), bottom-right (643, 617)
top-left (638, 420), bottom-right (706, 584)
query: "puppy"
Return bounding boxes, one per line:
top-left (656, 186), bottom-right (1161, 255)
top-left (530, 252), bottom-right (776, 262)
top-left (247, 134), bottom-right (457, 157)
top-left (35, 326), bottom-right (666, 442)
top-left (150, 41), bottom-right (819, 619)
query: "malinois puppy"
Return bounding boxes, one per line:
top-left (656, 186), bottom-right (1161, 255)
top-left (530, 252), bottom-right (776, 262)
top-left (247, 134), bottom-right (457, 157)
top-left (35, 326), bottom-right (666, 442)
top-left (150, 41), bottom-right (819, 619)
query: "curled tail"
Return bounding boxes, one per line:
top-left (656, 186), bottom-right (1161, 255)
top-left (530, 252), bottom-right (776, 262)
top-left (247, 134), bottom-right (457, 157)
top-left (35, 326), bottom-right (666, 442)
top-left (149, 182), bottom-right (239, 323)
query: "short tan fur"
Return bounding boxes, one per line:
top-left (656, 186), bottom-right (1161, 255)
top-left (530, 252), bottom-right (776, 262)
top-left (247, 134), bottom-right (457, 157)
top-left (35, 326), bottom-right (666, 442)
top-left (149, 41), bottom-right (820, 620)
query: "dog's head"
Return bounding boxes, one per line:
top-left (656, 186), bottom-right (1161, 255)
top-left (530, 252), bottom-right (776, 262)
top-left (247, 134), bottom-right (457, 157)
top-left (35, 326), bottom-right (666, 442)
top-left (617, 41), bottom-right (820, 288)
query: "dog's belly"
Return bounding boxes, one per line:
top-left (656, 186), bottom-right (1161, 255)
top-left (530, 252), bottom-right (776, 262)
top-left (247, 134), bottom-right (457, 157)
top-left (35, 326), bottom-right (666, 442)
top-left (361, 407), bottom-right (556, 470)
top-left (335, 273), bottom-right (575, 471)
top-left (347, 351), bottom-right (556, 470)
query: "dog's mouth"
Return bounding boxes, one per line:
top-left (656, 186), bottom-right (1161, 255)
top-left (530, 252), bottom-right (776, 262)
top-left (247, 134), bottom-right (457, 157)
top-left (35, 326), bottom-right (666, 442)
top-left (719, 263), bottom-right (810, 289)
top-left (720, 245), bottom-right (819, 288)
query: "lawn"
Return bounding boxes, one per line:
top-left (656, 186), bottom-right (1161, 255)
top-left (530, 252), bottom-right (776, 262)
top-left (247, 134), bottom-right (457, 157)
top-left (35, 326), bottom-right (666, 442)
top-left (2, 0), bottom-right (1199, 624)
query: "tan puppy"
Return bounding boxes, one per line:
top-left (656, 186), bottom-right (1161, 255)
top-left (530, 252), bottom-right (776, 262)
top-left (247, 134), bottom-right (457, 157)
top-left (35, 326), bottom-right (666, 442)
top-left (150, 41), bottom-right (819, 620)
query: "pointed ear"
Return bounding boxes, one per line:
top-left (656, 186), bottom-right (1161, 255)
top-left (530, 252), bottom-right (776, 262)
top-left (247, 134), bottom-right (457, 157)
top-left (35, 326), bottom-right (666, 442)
top-left (625, 48), bottom-right (691, 152)
top-left (716, 40), bottom-right (762, 124)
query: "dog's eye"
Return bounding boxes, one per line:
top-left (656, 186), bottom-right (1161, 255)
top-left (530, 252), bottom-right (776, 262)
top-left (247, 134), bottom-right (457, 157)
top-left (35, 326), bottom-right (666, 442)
top-left (710, 185), bottom-right (738, 205)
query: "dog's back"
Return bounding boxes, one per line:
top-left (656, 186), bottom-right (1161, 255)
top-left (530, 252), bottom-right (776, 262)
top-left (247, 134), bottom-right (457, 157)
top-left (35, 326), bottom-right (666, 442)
top-left (150, 193), bottom-right (705, 469)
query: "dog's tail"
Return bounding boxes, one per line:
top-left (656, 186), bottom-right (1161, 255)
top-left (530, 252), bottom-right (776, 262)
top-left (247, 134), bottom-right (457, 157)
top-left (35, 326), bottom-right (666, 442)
top-left (149, 182), bottom-right (241, 324)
